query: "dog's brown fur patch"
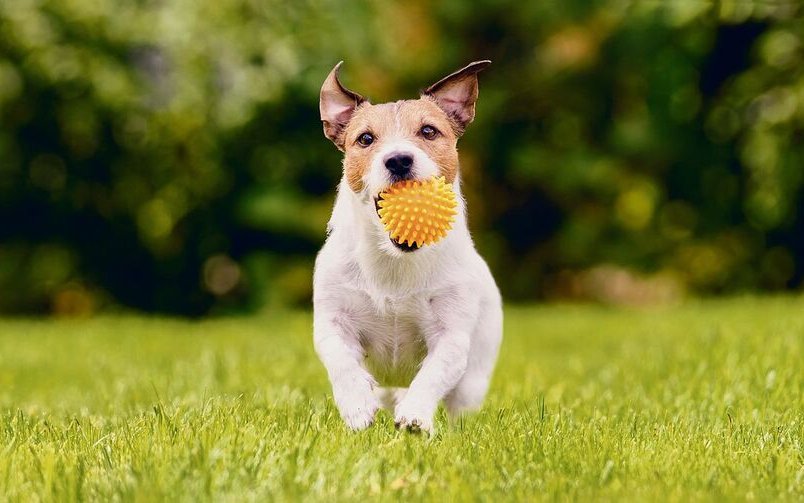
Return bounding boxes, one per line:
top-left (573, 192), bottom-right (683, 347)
top-left (342, 98), bottom-right (460, 193)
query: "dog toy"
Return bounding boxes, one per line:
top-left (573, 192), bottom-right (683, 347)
top-left (377, 176), bottom-right (457, 248)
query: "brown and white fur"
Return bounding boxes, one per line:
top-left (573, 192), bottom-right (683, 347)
top-left (314, 61), bottom-right (502, 434)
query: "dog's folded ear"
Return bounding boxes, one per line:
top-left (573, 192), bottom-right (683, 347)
top-left (423, 60), bottom-right (491, 135)
top-left (320, 61), bottom-right (366, 151)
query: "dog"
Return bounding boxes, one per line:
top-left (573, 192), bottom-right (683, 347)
top-left (313, 60), bottom-right (502, 434)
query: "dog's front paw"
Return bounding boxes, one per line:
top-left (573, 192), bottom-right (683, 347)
top-left (333, 378), bottom-right (381, 431)
top-left (394, 399), bottom-right (434, 435)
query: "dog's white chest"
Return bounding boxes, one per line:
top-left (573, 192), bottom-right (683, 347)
top-left (359, 296), bottom-right (432, 387)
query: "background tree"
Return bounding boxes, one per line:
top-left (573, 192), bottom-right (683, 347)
top-left (0, 0), bottom-right (801, 314)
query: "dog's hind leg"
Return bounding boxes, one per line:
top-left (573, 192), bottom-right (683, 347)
top-left (444, 300), bottom-right (502, 417)
top-left (374, 387), bottom-right (408, 411)
top-left (444, 368), bottom-right (491, 416)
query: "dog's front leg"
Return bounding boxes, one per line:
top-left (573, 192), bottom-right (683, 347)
top-left (394, 329), bottom-right (471, 434)
top-left (314, 312), bottom-right (380, 430)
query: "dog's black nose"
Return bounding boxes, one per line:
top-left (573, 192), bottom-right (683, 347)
top-left (384, 153), bottom-right (414, 178)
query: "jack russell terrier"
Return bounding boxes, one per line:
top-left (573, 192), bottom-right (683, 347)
top-left (314, 60), bottom-right (503, 434)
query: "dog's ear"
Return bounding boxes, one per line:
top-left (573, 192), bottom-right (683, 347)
top-left (423, 60), bottom-right (491, 135)
top-left (320, 61), bottom-right (366, 150)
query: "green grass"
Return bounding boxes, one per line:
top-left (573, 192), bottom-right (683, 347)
top-left (0, 297), bottom-right (802, 501)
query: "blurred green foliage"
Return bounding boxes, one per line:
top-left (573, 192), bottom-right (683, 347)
top-left (0, 0), bottom-right (802, 315)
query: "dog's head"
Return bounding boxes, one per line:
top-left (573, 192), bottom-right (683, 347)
top-left (319, 60), bottom-right (489, 251)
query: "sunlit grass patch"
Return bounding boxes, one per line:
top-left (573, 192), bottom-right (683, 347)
top-left (0, 296), bottom-right (802, 500)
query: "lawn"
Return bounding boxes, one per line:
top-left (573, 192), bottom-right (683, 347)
top-left (0, 296), bottom-right (802, 501)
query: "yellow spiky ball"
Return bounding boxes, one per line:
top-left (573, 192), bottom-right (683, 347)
top-left (377, 176), bottom-right (457, 248)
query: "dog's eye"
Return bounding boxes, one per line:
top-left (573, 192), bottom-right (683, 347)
top-left (357, 132), bottom-right (374, 147)
top-left (420, 125), bottom-right (439, 140)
